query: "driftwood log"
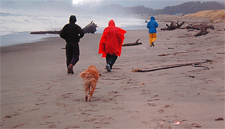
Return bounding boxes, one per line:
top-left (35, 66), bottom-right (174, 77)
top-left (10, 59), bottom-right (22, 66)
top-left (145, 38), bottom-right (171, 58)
top-left (161, 21), bottom-right (185, 30)
top-left (186, 24), bottom-right (214, 37)
top-left (195, 30), bottom-right (209, 36)
top-left (186, 24), bottom-right (214, 30)
top-left (30, 21), bottom-right (98, 34)
top-left (132, 59), bottom-right (212, 72)
top-left (122, 39), bottom-right (142, 46)
top-left (30, 30), bottom-right (60, 34)
top-left (83, 21), bottom-right (98, 34)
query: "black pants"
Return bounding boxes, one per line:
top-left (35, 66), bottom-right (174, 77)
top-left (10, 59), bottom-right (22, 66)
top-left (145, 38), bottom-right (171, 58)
top-left (106, 54), bottom-right (118, 69)
top-left (66, 43), bottom-right (79, 67)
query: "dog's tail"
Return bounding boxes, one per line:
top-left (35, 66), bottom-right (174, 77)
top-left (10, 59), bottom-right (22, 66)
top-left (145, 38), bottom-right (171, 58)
top-left (79, 71), bottom-right (85, 78)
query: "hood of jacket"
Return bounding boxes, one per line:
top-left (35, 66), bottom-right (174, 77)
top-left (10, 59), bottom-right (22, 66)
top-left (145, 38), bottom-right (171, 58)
top-left (150, 16), bottom-right (155, 21)
top-left (69, 15), bottom-right (77, 23)
top-left (108, 20), bottom-right (115, 27)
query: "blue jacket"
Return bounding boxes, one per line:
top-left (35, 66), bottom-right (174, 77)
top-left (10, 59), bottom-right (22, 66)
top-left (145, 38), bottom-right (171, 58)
top-left (147, 16), bottom-right (158, 33)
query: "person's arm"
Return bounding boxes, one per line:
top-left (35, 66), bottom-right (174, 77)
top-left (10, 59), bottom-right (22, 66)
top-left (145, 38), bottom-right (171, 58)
top-left (155, 22), bottom-right (158, 28)
top-left (60, 25), bottom-right (67, 39)
top-left (79, 27), bottom-right (84, 38)
top-left (147, 22), bottom-right (151, 28)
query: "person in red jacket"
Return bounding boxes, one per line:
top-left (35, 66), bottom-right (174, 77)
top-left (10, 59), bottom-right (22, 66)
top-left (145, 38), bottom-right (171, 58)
top-left (99, 20), bottom-right (126, 72)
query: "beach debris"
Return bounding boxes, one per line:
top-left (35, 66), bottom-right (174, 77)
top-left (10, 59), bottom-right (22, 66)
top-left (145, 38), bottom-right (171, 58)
top-left (173, 121), bottom-right (181, 125)
top-left (4, 115), bottom-right (12, 119)
top-left (158, 54), bottom-right (170, 56)
top-left (122, 39), bottom-right (142, 46)
top-left (186, 23), bottom-right (214, 37)
top-left (215, 118), bottom-right (224, 121)
top-left (217, 52), bottom-right (225, 54)
top-left (161, 21), bottom-right (185, 30)
top-left (189, 75), bottom-right (195, 78)
top-left (132, 60), bottom-right (212, 72)
top-left (195, 28), bottom-right (209, 37)
top-left (30, 21), bottom-right (98, 34)
top-left (30, 30), bottom-right (60, 34)
top-left (83, 21), bottom-right (98, 34)
top-left (191, 123), bottom-right (202, 128)
top-left (168, 47), bottom-right (174, 49)
top-left (186, 24), bottom-right (214, 30)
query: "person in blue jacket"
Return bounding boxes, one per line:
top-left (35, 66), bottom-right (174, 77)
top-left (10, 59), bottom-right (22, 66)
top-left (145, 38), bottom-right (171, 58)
top-left (147, 16), bottom-right (158, 47)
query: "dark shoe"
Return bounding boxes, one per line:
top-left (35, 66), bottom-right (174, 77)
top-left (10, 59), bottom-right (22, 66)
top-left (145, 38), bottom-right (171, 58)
top-left (67, 69), bottom-right (74, 74)
top-left (152, 42), bottom-right (155, 47)
top-left (67, 64), bottom-right (74, 74)
top-left (106, 64), bottom-right (111, 72)
top-left (150, 45), bottom-right (153, 47)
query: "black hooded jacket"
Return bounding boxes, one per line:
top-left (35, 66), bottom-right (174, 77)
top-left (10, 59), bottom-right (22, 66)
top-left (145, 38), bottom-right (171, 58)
top-left (60, 15), bottom-right (84, 43)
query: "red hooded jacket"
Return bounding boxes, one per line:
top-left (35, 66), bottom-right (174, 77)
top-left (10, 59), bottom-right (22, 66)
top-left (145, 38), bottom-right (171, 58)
top-left (98, 20), bottom-right (126, 57)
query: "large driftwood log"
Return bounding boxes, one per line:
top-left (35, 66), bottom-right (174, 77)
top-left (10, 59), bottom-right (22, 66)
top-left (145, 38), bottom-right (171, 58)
top-left (122, 39), bottom-right (142, 46)
top-left (186, 24), bottom-right (214, 37)
top-left (83, 21), bottom-right (98, 34)
top-left (186, 24), bottom-right (214, 30)
top-left (30, 31), bottom-right (60, 34)
top-left (132, 60), bottom-right (212, 72)
top-left (161, 21), bottom-right (185, 30)
top-left (30, 21), bottom-right (98, 34)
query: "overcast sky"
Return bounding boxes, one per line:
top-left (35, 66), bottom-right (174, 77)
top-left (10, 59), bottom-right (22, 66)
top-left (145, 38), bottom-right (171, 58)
top-left (1, 0), bottom-right (224, 9)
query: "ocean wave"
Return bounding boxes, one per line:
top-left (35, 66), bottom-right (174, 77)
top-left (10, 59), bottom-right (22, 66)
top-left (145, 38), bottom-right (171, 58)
top-left (0, 12), bottom-right (146, 46)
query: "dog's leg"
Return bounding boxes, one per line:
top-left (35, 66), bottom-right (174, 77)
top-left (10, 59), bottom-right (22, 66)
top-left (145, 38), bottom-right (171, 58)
top-left (85, 84), bottom-right (89, 102)
top-left (85, 91), bottom-right (88, 102)
top-left (89, 82), bottom-right (96, 102)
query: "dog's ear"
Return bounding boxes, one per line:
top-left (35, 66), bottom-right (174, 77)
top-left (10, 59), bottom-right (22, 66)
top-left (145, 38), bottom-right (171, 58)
top-left (79, 71), bottom-right (86, 78)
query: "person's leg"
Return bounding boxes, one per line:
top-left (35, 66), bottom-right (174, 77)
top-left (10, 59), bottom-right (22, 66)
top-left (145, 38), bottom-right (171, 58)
top-left (105, 54), bottom-right (111, 72)
top-left (68, 44), bottom-right (80, 74)
top-left (108, 55), bottom-right (118, 69)
top-left (149, 33), bottom-right (153, 46)
top-left (106, 54), bottom-right (110, 64)
top-left (66, 44), bottom-right (72, 67)
top-left (70, 44), bottom-right (80, 65)
top-left (70, 55), bottom-right (79, 66)
top-left (66, 44), bottom-right (74, 74)
top-left (152, 33), bottom-right (157, 43)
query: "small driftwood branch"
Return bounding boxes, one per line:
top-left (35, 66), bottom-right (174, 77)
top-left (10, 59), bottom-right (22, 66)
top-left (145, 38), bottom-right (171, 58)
top-left (132, 60), bottom-right (212, 72)
top-left (176, 21), bottom-right (185, 28)
top-left (122, 39), bottom-right (142, 46)
top-left (195, 30), bottom-right (209, 36)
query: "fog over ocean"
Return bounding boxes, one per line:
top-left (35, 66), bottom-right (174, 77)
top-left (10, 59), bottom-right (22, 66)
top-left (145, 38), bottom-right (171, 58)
top-left (0, 1), bottom-right (147, 47)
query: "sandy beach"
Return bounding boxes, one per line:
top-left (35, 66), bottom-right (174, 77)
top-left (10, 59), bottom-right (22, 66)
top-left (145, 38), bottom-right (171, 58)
top-left (1, 17), bottom-right (224, 128)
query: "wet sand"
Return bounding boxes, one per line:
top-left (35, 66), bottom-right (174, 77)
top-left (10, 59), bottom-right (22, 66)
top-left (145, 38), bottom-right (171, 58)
top-left (1, 19), bottom-right (224, 128)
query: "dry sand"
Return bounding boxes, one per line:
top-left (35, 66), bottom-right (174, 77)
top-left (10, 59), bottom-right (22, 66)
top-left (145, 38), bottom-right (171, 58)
top-left (1, 18), bottom-right (225, 128)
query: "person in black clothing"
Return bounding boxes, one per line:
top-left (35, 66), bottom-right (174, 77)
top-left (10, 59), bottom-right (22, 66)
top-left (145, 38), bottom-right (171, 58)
top-left (60, 15), bottom-right (84, 74)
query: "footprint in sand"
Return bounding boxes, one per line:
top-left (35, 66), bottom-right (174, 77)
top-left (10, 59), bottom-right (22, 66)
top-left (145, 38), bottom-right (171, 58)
top-left (147, 103), bottom-right (157, 107)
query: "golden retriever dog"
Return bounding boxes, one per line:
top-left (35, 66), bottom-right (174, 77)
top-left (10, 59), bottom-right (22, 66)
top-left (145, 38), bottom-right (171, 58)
top-left (79, 65), bottom-right (99, 102)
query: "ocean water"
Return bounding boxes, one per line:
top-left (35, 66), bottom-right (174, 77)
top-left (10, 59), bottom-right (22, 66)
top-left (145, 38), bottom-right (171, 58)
top-left (0, 12), bottom-right (147, 47)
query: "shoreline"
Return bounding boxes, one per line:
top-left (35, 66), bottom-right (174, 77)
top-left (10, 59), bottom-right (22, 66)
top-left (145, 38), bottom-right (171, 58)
top-left (0, 20), bottom-right (147, 48)
top-left (1, 20), bottom-right (224, 128)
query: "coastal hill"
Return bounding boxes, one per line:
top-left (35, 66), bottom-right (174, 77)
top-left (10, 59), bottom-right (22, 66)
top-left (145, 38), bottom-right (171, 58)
top-left (94, 1), bottom-right (224, 15)
top-left (152, 1), bottom-right (225, 15)
top-left (183, 9), bottom-right (225, 23)
top-left (155, 9), bottom-right (225, 25)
